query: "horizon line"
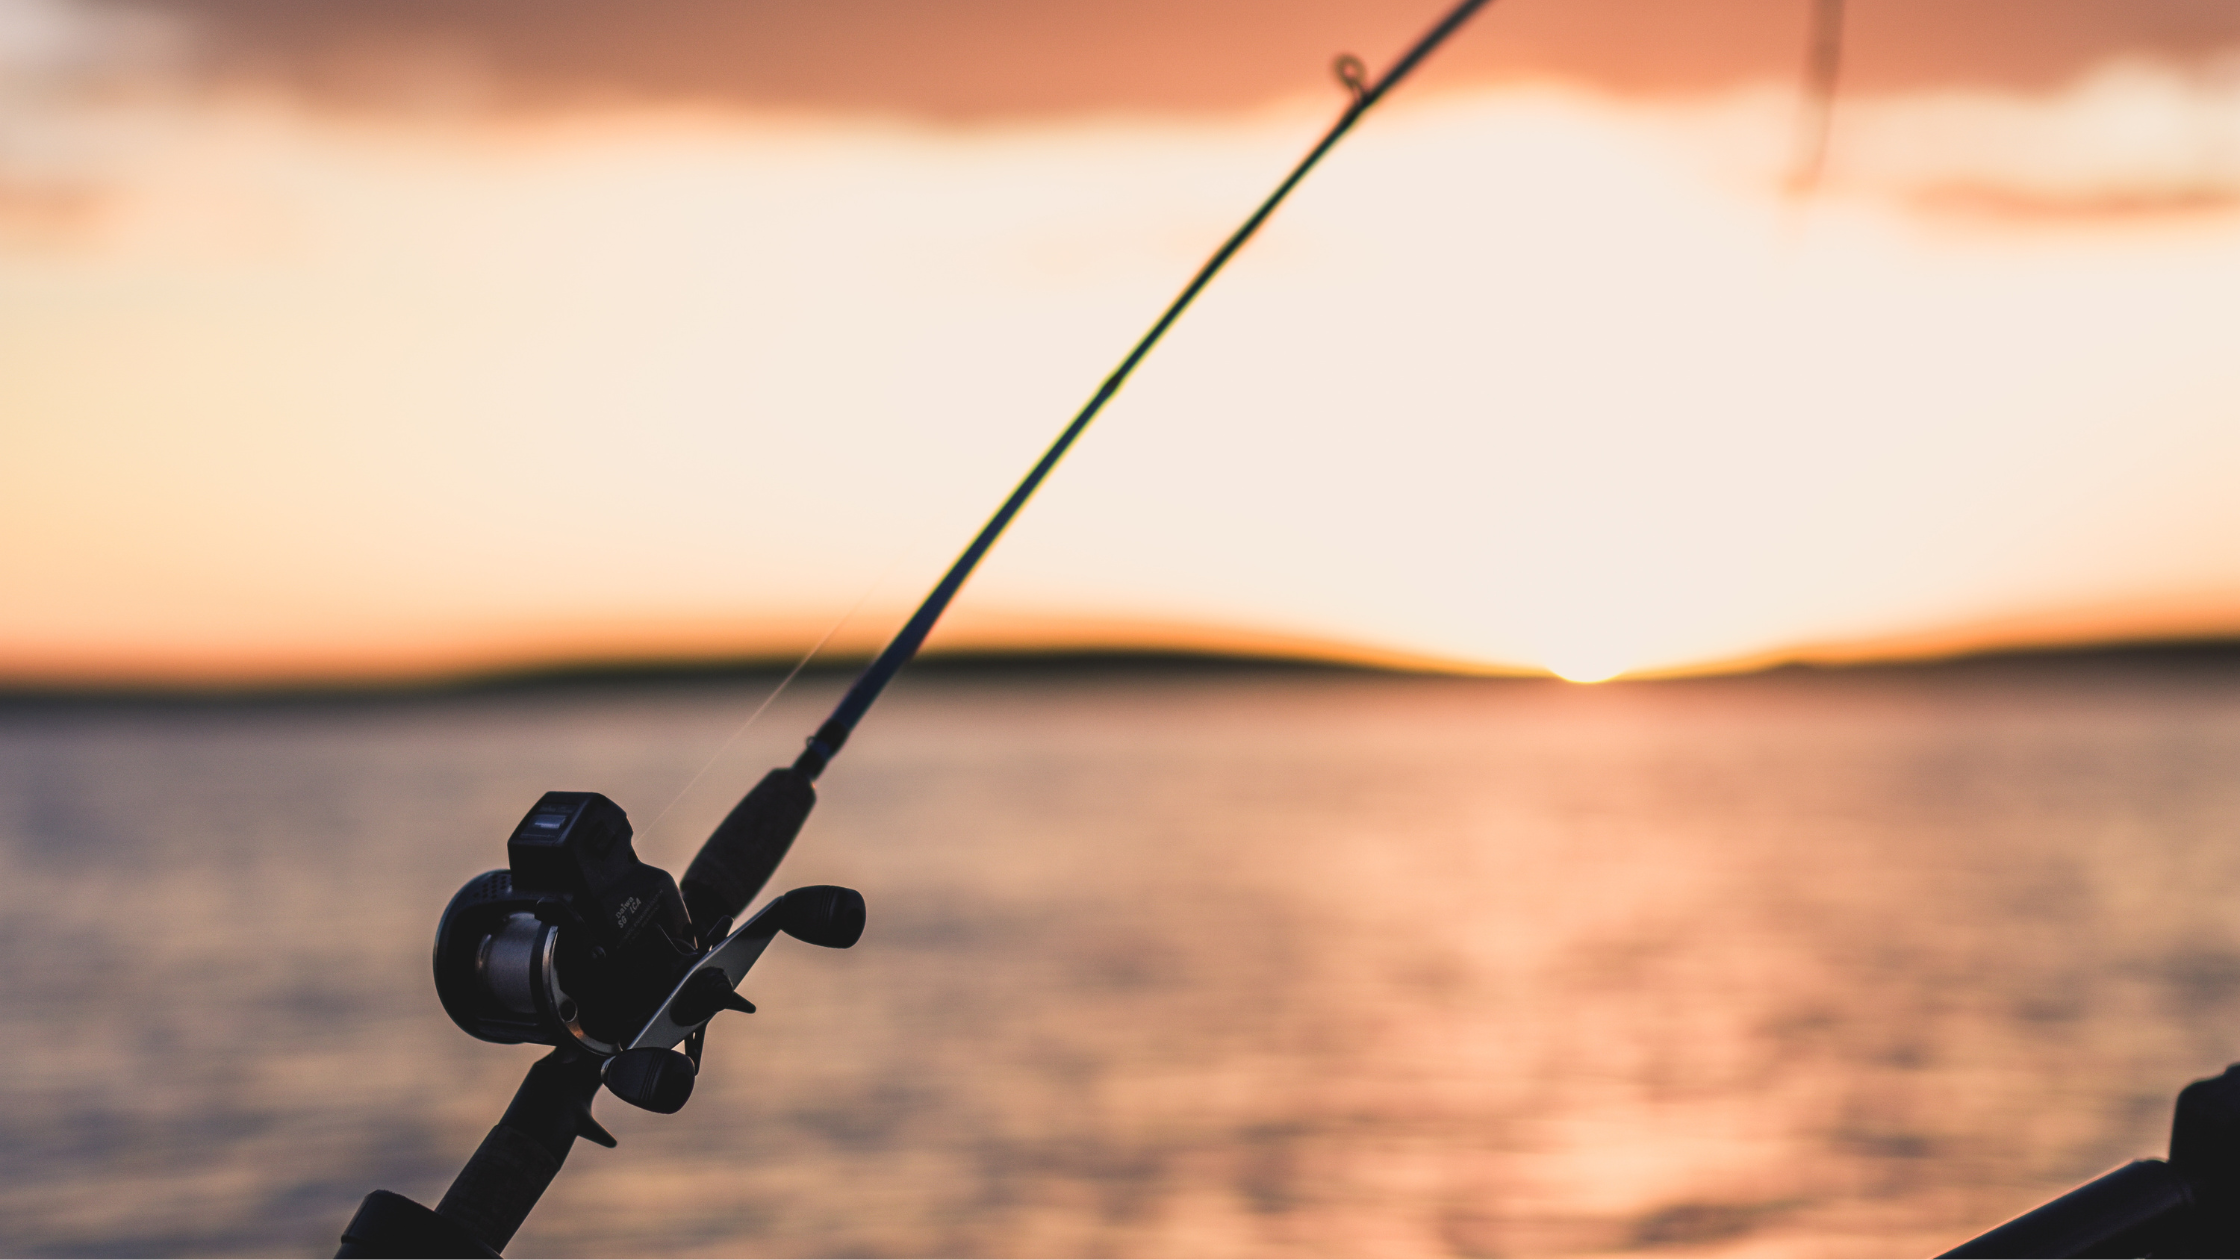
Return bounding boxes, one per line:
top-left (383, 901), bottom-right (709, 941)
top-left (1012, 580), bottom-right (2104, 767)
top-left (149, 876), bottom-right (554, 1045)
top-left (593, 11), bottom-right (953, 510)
top-left (8, 631), bottom-right (2240, 707)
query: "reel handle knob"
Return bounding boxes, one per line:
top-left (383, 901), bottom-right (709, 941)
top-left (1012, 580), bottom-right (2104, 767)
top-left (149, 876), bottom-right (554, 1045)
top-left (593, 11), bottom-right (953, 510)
top-left (778, 885), bottom-right (865, 949)
top-left (603, 1047), bottom-right (697, 1114)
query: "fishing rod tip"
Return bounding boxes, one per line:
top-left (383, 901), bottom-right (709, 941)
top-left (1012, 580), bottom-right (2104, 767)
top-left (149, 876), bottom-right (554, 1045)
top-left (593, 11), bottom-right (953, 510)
top-left (1333, 53), bottom-right (1369, 106)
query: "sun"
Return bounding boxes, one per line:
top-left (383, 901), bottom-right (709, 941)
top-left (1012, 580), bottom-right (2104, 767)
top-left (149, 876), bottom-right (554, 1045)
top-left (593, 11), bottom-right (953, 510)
top-left (1544, 658), bottom-right (1627, 684)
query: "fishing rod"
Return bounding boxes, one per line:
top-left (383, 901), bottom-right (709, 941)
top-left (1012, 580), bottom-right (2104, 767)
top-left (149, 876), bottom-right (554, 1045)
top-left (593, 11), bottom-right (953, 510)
top-left (335, 2), bottom-right (1495, 1254)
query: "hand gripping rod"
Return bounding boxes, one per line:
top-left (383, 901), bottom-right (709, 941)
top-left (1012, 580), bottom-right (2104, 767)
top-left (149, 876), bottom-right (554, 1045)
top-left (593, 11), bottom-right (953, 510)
top-left (677, 0), bottom-right (1498, 942)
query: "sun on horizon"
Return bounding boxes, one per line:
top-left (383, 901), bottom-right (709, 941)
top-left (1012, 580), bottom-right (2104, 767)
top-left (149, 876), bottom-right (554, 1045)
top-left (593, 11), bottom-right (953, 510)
top-left (1546, 659), bottom-right (1630, 684)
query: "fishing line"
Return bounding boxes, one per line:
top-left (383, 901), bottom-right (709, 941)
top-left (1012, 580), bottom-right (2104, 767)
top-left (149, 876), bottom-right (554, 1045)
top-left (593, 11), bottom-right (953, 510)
top-left (644, 554), bottom-right (904, 832)
top-left (784, 0), bottom-right (1498, 782)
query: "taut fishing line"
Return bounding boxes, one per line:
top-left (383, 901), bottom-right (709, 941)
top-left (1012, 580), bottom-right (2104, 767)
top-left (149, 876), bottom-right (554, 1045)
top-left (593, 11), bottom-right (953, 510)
top-left (641, 551), bottom-right (907, 837)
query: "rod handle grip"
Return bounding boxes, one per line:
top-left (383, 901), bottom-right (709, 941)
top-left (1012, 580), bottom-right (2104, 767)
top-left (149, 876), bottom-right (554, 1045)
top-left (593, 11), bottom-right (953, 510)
top-left (681, 766), bottom-right (816, 940)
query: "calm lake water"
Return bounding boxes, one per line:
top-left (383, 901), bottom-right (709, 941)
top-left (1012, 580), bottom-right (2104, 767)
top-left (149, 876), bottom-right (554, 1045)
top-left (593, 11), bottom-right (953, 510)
top-left (7, 659), bottom-right (2240, 1258)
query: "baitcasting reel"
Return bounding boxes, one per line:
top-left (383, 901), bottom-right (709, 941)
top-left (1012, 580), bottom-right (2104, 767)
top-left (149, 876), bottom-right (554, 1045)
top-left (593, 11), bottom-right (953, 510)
top-left (339, 769), bottom-right (851, 1256)
top-left (431, 784), bottom-right (860, 1114)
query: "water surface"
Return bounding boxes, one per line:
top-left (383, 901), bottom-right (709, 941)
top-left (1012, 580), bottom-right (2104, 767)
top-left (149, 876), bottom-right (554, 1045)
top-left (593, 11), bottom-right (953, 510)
top-left (6, 660), bottom-right (2240, 1256)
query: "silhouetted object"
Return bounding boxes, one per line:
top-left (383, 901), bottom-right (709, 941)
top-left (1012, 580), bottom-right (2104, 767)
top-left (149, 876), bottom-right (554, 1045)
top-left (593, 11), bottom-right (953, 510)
top-left (1942, 1063), bottom-right (2240, 1257)
top-left (1787, 0), bottom-right (1844, 197)
top-left (345, 856), bottom-right (864, 1255)
top-left (335, 0), bottom-right (1495, 1253)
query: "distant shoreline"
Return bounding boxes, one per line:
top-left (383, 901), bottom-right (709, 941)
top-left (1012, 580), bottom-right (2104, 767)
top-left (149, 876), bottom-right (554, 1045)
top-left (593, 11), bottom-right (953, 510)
top-left (7, 637), bottom-right (2240, 710)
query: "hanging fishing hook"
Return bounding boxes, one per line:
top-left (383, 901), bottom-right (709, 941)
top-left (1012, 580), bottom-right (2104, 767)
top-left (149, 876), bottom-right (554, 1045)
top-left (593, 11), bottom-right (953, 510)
top-left (1786, 0), bottom-right (1845, 198)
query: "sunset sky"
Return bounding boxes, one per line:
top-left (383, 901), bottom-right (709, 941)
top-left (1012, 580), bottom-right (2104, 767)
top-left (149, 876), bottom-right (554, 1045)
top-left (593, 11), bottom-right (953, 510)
top-left (6, 0), bottom-right (2240, 685)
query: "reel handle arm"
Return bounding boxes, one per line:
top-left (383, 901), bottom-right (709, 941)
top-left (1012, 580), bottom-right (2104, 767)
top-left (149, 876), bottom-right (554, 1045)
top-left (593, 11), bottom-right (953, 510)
top-left (629, 885), bottom-right (864, 1055)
